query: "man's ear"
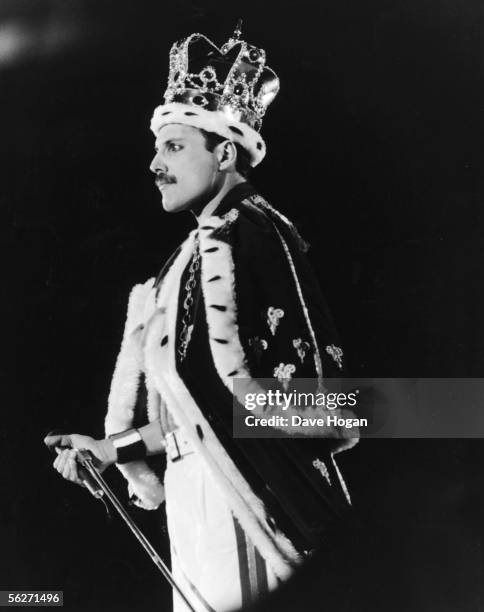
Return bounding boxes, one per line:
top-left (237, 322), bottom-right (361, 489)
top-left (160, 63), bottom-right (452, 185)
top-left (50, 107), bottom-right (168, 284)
top-left (216, 140), bottom-right (237, 170)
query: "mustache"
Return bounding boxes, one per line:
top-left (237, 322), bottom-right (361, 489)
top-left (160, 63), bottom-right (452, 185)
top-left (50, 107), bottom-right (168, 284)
top-left (155, 173), bottom-right (176, 187)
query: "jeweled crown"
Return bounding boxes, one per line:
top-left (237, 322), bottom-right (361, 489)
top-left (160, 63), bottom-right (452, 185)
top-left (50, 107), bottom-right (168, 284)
top-left (163, 23), bottom-right (280, 132)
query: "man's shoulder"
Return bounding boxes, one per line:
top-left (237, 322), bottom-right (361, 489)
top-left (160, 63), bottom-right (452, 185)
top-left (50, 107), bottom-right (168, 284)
top-left (212, 192), bottom-right (280, 247)
top-left (214, 194), bottom-right (280, 261)
top-left (220, 191), bottom-right (308, 258)
top-left (236, 192), bottom-right (280, 235)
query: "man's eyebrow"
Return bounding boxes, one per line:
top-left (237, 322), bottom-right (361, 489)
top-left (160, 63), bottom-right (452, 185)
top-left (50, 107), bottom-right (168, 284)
top-left (155, 137), bottom-right (184, 150)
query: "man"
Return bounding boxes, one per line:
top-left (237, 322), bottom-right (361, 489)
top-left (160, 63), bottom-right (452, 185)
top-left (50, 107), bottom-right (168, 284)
top-left (46, 26), bottom-right (356, 612)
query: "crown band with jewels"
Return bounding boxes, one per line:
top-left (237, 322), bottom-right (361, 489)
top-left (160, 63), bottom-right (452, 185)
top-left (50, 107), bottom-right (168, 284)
top-left (150, 27), bottom-right (280, 167)
top-left (166, 88), bottom-right (260, 131)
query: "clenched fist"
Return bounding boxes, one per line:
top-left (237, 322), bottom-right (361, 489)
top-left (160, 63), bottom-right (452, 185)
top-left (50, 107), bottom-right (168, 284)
top-left (44, 433), bottom-right (117, 486)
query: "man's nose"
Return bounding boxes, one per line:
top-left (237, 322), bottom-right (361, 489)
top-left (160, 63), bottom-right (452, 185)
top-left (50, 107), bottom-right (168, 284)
top-left (149, 151), bottom-right (167, 175)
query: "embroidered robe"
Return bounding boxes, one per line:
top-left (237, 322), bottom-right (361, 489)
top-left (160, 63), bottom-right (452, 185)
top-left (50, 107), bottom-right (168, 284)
top-left (105, 182), bottom-right (357, 580)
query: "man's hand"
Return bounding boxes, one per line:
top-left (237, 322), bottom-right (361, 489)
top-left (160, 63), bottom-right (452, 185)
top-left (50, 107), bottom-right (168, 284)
top-left (44, 433), bottom-right (117, 487)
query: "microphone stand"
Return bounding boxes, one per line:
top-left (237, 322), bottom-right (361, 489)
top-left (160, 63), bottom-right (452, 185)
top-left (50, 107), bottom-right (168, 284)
top-left (76, 450), bottom-right (207, 612)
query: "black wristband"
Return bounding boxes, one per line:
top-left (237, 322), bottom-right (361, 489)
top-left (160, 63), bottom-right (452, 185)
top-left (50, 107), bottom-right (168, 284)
top-left (109, 429), bottom-right (147, 464)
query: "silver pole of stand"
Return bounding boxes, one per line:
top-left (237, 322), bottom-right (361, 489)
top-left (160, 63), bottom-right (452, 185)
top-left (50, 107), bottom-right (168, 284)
top-left (76, 450), bottom-right (207, 612)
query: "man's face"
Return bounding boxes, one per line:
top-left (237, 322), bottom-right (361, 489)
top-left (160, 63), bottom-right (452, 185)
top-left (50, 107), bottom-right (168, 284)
top-left (150, 123), bottom-right (220, 213)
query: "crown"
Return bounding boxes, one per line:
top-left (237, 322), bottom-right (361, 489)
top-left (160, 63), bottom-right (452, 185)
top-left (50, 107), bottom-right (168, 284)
top-left (150, 23), bottom-right (279, 166)
top-left (163, 22), bottom-right (279, 132)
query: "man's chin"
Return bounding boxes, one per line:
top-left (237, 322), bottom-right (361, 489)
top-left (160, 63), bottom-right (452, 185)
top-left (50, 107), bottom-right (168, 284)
top-left (161, 194), bottom-right (194, 213)
top-left (161, 196), bottom-right (182, 213)
top-left (162, 202), bottom-right (187, 213)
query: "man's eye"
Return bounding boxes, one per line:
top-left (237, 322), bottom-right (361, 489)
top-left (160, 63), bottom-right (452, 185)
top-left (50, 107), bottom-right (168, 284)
top-left (168, 143), bottom-right (182, 152)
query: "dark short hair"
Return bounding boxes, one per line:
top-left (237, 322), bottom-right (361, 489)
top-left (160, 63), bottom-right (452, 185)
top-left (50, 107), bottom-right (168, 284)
top-left (199, 128), bottom-right (251, 178)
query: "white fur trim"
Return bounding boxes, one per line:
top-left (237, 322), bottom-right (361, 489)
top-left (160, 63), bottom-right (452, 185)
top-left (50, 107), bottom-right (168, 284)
top-left (331, 454), bottom-right (352, 505)
top-left (104, 278), bottom-right (165, 509)
top-left (146, 370), bottom-right (163, 424)
top-left (104, 281), bottom-right (152, 434)
top-left (142, 230), bottom-right (301, 580)
top-left (150, 103), bottom-right (266, 167)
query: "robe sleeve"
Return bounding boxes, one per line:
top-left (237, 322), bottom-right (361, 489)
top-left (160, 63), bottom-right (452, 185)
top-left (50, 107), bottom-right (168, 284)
top-left (231, 205), bottom-right (345, 384)
top-left (211, 202), bottom-right (357, 449)
top-left (104, 278), bottom-right (167, 509)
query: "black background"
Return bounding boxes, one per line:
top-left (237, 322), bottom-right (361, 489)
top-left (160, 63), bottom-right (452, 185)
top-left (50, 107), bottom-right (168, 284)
top-left (1, 0), bottom-right (483, 610)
